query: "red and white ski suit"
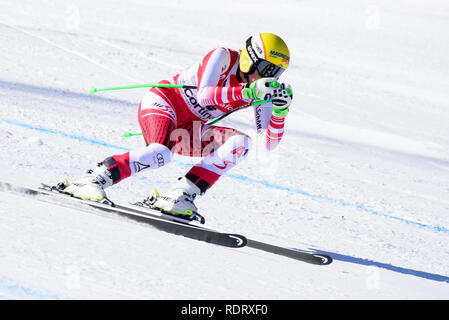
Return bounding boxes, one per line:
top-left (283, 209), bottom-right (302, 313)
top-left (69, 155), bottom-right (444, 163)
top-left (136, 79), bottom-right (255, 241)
top-left (103, 47), bottom-right (286, 193)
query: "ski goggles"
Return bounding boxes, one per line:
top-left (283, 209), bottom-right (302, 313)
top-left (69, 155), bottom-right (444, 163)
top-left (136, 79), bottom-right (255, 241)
top-left (252, 59), bottom-right (285, 78)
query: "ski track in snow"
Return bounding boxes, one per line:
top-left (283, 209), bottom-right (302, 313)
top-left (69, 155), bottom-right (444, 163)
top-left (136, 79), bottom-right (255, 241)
top-left (1, 0), bottom-right (449, 299)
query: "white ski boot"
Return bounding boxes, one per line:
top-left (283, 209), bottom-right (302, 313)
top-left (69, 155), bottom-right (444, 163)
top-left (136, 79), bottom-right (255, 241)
top-left (62, 163), bottom-right (114, 204)
top-left (151, 177), bottom-right (205, 223)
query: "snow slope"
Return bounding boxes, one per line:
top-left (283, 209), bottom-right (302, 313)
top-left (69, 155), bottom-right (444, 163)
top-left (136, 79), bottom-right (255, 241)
top-left (0, 0), bottom-right (448, 299)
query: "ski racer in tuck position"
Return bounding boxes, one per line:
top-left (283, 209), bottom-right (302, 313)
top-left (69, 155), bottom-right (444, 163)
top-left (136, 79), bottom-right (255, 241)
top-left (61, 33), bottom-right (293, 223)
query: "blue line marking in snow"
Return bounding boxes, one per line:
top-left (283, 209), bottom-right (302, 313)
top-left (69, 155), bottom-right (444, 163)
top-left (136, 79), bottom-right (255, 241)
top-left (0, 277), bottom-right (60, 300)
top-left (2, 118), bottom-right (129, 151)
top-left (2, 118), bottom-right (449, 235)
top-left (225, 174), bottom-right (449, 234)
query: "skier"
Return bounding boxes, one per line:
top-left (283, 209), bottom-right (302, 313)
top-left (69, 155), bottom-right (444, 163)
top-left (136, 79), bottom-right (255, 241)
top-left (62, 33), bottom-right (293, 222)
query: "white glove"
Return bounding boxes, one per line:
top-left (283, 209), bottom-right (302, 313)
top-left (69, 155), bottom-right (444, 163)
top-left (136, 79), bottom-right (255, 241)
top-left (242, 77), bottom-right (278, 101)
top-left (271, 83), bottom-right (293, 117)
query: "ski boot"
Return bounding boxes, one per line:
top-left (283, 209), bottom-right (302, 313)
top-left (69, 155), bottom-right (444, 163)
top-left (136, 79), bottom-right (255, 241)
top-left (59, 163), bottom-right (115, 205)
top-left (139, 177), bottom-right (205, 224)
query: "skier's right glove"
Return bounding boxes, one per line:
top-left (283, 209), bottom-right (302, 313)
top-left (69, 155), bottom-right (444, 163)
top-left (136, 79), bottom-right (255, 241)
top-left (242, 77), bottom-right (278, 101)
top-left (271, 83), bottom-right (293, 118)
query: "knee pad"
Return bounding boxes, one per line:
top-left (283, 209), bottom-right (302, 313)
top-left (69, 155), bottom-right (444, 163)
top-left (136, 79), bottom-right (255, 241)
top-left (129, 143), bottom-right (172, 175)
top-left (219, 134), bottom-right (251, 164)
top-left (201, 134), bottom-right (251, 172)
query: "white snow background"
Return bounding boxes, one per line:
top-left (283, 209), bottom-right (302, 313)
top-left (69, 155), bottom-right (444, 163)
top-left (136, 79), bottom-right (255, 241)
top-left (0, 0), bottom-right (448, 299)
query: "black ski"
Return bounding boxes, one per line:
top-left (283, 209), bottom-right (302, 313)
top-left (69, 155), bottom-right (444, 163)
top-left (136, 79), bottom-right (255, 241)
top-left (123, 201), bottom-right (332, 265)
top-left (246, 239), bottom-right (332, 265)
top-left (0, 181), bottom-right (332, 265)
top-left (0, 181), bottom-right (247, 248)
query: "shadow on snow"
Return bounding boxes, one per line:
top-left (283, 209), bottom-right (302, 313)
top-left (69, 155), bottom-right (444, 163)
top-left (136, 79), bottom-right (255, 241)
top-left (316, 249), bottom-right (449, 284)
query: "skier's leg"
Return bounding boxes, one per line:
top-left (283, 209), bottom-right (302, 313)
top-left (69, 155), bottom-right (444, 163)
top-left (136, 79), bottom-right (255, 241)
top-left (64, 90), bottom-right (176, 201)
top-left (185, 124), bottom-right (251, 193)
top-left (153, 123), bottom-right (251, 216)
top-left (114, 89), bottom-right (177, 179)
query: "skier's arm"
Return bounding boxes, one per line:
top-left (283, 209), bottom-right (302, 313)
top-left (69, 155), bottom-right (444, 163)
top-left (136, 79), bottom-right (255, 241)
top-left (196, 48), bottom-right (250, 111)
top-left (253, 82), bottom-right (293, 151)
top-left (254, 103), bottom-right (285, 151)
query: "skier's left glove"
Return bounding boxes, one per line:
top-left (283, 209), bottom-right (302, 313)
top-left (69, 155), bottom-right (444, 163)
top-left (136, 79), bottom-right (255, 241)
top-left (271, 83), bottom-right (293, 118)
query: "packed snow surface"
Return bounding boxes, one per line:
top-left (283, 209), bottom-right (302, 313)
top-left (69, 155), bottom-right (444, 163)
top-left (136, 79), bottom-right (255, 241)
top-left (0, 0), bottom-right (448, 299)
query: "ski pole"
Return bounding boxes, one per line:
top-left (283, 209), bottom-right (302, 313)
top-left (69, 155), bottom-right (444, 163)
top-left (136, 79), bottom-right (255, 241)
top-left (122, 98), bottom-right (269, 138)
top-left (89, 83), bottom-right (197, 94)
top-left (90, 81), bottom-right (281, 136)
top-left (122, 131), bottom-right (143, 138)
top-left (206, 99), bottom-right (267, 125)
